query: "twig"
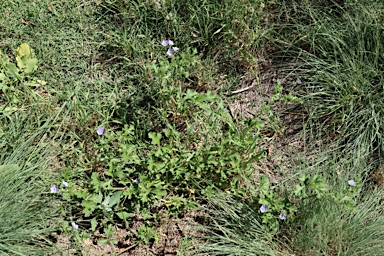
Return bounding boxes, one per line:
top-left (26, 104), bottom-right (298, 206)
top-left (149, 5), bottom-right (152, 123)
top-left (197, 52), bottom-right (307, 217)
top-left (117, 243), bottom-right (137, 255)
top-left (230, 85), bottom-right (254, 95)
top-left (177, 222), bottom-right (184, 236)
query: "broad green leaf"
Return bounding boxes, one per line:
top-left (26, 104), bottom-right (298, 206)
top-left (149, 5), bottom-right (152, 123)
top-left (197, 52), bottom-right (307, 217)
top-left (109, 191), bottom-right (123, 207)
top-left (24, 58), bottom-right (38, 74)
top-left (6, 63), bottom-right (19, 78)
top-left (16, 43), bottom-right (33, 70)
top-left (16, 43), bottom-right (32, 58)
top-left (102, 195), bottom-right (110, 209)
top-left (139, 190), bottom-right (150, 203)
top-left (148, 132), bottom-right (162, 145)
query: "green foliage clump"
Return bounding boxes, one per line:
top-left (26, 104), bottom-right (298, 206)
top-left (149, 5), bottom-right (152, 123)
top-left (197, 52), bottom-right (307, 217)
top-left (0, 43), bottom-right (45, 108)
top-left (62, 87), bottom-right (265, 235)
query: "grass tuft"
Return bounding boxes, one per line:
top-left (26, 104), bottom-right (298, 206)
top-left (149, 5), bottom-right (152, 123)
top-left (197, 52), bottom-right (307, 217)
top-left (195, 192), bottom-right (283, 256)
top-left (286, 191), bottom-right (384, 256)
top-left (272, 0), bottom-right (384, 160)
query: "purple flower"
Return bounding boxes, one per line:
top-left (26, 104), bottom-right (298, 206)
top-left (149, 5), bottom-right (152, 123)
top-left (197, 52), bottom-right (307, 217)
top-left (134, 178), bottom-right (140, 184)
top-left (61, 181), bottom-right (68, 187)
top-left (161, 40), bottom-right (174, 46)
top-left (297, 78), bottom-right (302, 84)
top-left (260, 205), bottom-right (268, 213)
top-left (71, 222), bottom-right (79, 229)
top-left (166, 47), bottom-right (179, 56)
top-left (96, 126), bottom-right (105, 136)
top-left (279, 213), bottom-right (286, 220)
top-left (348, 180), bottom-right (356, 186)
top-left (50, 184), bottom-right (58, 193)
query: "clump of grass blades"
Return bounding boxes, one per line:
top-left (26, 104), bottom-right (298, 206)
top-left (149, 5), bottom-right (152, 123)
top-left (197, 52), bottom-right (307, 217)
top-left (0, 110), bottom-right (63, 255)
top-left (194, 192), bottom-right (284, 256)
top-left (0, 164), bottom-right (55, 255)
top-left (273, 0), bottom-right (384, 161)
top-left (280, 154), bottom-right (384, 255)
top-left (286, 190), bottom-right (384, 256)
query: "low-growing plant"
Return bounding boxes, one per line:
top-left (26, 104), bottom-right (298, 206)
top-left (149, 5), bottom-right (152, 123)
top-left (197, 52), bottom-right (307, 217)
top-left (260, 81), bottom-right (303, 134)
top-left (55, 41), bottom-right (308, 244)
top-left (58, 84), bottom-right (266, 240)
top-left (244, 172), bottom-right (360, 234)
top-left (0, 43), bottom-right (45, 107)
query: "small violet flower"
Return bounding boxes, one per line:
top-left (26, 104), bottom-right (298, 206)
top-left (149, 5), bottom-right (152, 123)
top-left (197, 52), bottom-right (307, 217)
top-left (134, 178), bottom-right (140, 184)
top-left (50, 184), bottom-right (58, 193)
top-left (161, 40), bottom-right (174, 46)
top-left (71, 222), bottom-right (79, 230)
top-left (297, 77), bottom-right (302, 84)
top-left (96, 126), bottom-right (105, 136)
top-left (61, 181), bottom-right (68, 187)
top-left (348, 180), bottom-right (356, 186)
top-left (279, 213), bottom-right (287, 220)
top-left (166, 47), bottom-right (179, 56)
top-left (260, 205), bottom-right (268, 213)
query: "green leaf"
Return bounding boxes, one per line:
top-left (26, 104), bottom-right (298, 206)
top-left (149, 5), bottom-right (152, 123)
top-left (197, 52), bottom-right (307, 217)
top-left (259, 198), bottom-right (269, 206)
top-left (109, 191), bottom-right (123, 207)
top-left (294, 184), bottom-right (304, 197)
top-left (81, 200), bottom-right (97, 217)
top-left (116, 211), bottom-right (132, 220)
top-left (24, 58), bottom-right (38, 74)
top-left (102, 195), bottom-right (110, 209)
top-left (123, 186), bottom-right (135, 199)
top-left (259, 176), bottom-right (270, 193)
top-left (16, 43), bottom-right (32, 59)
top-left (89, 192), bottom-right (103, 204)
top-left (6, 63), bottom-right (19, 78)
top-left (140, 209), bottom-right (152, 220)
top-left (139, 190), bottom-right (149, 203)
top-left (153, 185), bottom-right (166, 199)
top-left (91, 172), bottom-right (101, 191)
top-left (148, 132), bottom-right (162, 145)
top-left (298, 174), bottom-right (307, 183)
top-left (91, 217), bottom-right (98, 232)
top-left (74, 189), bottom-right (88, 199)
top-left (16, 43), bottom-right (34, 70)
top-left (98, 238), bottom-right (108, 245)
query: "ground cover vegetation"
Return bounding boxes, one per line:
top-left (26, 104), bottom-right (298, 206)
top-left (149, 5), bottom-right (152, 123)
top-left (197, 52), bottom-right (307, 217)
top-left (0, 0), bottom-right (383, 255)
